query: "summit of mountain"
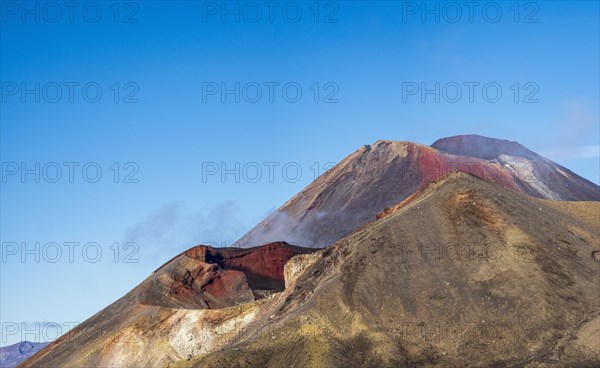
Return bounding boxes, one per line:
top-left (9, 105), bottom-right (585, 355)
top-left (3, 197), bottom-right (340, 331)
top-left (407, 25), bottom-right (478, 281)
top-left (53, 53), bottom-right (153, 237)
top-left (236, 135), bottom-right (599, 248)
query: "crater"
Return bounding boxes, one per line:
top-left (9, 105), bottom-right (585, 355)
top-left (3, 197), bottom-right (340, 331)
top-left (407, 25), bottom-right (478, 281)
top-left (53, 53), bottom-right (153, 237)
top-left (139, 242), bottom-right (317, 309)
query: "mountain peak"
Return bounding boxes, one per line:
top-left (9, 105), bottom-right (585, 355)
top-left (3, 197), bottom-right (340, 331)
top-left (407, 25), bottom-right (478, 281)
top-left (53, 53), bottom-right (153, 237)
top-left (236, 135), bottom-right (599, 248)
top-left (361, 139), bottom-right (411, 153)
top-left (431, 134), bottom-right (530, 160)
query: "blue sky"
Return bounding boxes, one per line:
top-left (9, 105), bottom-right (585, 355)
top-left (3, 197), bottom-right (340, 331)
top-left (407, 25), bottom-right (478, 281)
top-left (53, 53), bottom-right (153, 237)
top-left (1, 1), bottom-right (598, 346)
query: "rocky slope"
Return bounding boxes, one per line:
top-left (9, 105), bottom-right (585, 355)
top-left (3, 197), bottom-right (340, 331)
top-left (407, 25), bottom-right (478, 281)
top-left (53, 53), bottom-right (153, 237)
top-left (183, 173), bottom-right (600, 367)
top-left (21, 174), bottom-right (600, 367)
top-left (235, 135), bottom-right (599, 249)
top-left (19, 242), bottom-right (316, 368)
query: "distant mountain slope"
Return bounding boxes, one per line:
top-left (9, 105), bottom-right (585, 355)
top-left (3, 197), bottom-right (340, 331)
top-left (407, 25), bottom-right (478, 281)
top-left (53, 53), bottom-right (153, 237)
top-left (0, 342), bottom-right (47, 368)
top-left (236, 135), bottom-right (599, 248)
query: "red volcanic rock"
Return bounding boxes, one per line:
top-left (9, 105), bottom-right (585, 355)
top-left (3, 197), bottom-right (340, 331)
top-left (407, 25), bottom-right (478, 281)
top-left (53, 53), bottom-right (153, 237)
top-left (140, 242), bottom-right (316, 309)
top-left (411, 143), bottom-right (519, 190)
top-left (167, 265), bottom-right (252, 309)
top-left (184, 242), bottom-right (311, 290)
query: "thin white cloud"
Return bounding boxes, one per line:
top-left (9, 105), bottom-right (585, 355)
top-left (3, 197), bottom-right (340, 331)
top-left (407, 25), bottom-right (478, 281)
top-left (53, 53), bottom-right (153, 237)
top-left (124, 203), bottom-right (182, 245)
top-left (123, 201), bottom-right (246, 263)
top-left (540, 145), bottom-right (600, 160)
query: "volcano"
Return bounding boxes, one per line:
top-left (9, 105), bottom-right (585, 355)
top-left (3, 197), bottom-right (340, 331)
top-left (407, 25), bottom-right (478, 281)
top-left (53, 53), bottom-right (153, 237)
top-left (236, 135), bottom-right (599, 248)
top-left (19, 136), bottom-right (600, 368)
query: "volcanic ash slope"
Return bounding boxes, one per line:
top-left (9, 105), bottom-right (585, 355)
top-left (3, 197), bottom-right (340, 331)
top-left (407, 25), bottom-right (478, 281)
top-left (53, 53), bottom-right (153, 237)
top-left (185, 173), bottom-right (600, 368)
